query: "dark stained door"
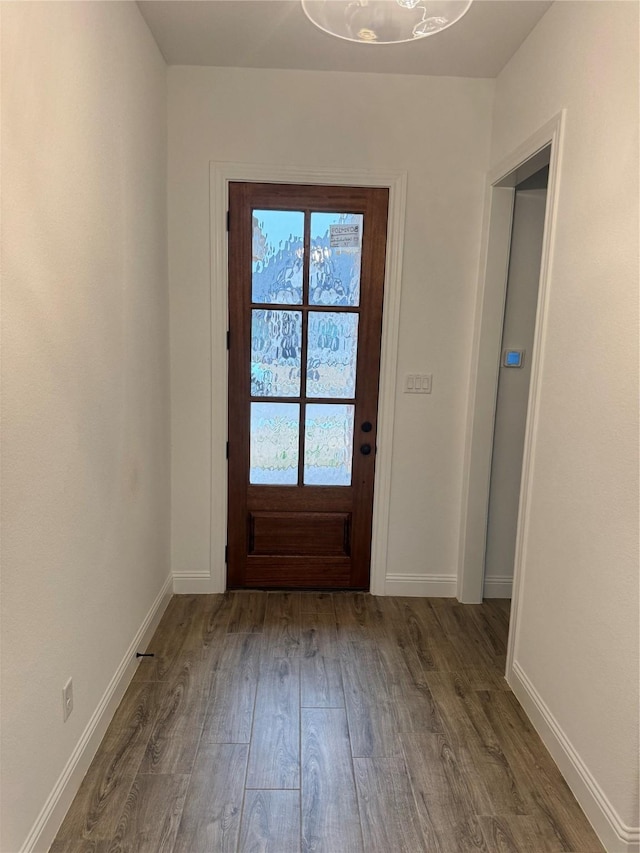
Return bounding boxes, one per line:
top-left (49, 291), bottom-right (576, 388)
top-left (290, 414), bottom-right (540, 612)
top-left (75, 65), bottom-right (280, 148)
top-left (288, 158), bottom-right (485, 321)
top-left (227, 182), bottom-right (388, 589)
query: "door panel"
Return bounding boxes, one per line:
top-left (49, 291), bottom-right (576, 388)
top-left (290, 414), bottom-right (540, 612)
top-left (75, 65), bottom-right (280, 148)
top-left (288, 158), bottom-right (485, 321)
top-left (249, 512), bottom-right (350, 556)
top-left (228, 182), bottom-right (388, 589)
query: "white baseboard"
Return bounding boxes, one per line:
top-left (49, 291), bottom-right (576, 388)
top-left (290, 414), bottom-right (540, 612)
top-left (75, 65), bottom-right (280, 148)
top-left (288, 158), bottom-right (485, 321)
top-left (483, 575), bottom-right (513, 598)
top-left (509, 660), bottom-right (639, 853)
top-left (21, 573), bottom-right (173, 853)
top-left (172, 571), bottom-right (215, 594)
top-left (383, 573), bottom-right (457, 597)
top-left (174, 571), bottom-right (458, 597)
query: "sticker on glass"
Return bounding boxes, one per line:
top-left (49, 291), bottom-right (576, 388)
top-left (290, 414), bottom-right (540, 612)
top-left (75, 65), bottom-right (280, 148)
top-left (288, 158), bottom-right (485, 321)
top-left (330, 224), bottom-right (360, 249)
top-left (310, 212), bottom-right (363, 307)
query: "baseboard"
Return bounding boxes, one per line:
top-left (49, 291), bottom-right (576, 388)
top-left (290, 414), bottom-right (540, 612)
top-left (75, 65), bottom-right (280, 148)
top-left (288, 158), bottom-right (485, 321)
top-left (172, 571), bottom-right (214, 593)
top-left (383, 573), bottom-right (457, 597)
top-left (509, 660), bottom-right (639, 853)
top-left (483, 575), bottom-right (513, 598)
top-left (173, 571), bottom-right (457, 597)
top-left (21, 573), bottom-right (173, 853)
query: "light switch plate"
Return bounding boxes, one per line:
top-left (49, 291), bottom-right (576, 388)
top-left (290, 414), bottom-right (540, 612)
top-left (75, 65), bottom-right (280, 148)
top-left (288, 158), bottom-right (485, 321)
top-left (405, 374), bottom-right (432, 394)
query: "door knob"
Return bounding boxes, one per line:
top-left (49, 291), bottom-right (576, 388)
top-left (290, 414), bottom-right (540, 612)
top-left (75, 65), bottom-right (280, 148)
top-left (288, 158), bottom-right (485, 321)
top-left (360, 444), bottom-right (372, 456)
top-left (361, 421), bottom-right (373, 432)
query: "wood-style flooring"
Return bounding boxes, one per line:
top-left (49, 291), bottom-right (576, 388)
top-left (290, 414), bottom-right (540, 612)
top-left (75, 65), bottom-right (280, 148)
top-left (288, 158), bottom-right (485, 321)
top-left (51, 593), bottom-right (604, 853)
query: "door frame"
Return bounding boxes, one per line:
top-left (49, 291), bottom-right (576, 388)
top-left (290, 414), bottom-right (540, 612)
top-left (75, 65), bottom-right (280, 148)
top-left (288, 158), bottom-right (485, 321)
top-left (457, 111), bottom-right (565, 616)
top-left (208, 162), bottom-right (408, 594)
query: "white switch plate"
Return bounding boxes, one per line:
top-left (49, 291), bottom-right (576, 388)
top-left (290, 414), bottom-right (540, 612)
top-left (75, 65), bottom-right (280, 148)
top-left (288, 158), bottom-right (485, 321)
top-left (405, 374), bottom-right (432, 394)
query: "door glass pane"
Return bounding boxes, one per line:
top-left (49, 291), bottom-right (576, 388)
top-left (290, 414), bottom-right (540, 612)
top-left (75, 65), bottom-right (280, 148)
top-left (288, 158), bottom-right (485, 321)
top-left (304, 404), bottom-right (355, 486)
top-left (252, 210), bottom-right (304, 304)
top-left (307, 312), bottom-right (358, 398)
top-left (250, 403), bottom-right (299, 485)
top-left (310, 212), bottom-right (363, 307)
top-left (251, 310), bottom-right (301, 397)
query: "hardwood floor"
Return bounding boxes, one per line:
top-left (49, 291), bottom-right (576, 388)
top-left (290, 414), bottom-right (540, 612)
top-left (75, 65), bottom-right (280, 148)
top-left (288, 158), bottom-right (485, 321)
top-left (51, 593), bottom-right (604, 853)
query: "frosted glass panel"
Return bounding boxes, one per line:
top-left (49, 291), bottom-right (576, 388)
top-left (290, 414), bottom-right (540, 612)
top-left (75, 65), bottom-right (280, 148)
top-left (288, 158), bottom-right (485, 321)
top-left (250, 403), bottom-right (300, 485)
top-left (310, 212), bottom-right (363, 307)
top-left (251, 310), bottom-right (302, 397)
top-left (307, 312), bottom-right (358, 398)
top-left (252, 210), bottom-right (304, 304)
top-left (304, 404), bottom-right (355, 486)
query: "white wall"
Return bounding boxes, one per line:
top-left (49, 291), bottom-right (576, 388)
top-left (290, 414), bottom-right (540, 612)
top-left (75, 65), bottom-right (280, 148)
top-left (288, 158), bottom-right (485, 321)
top-left (168, 66), bottom-right (494, 594)
top-left (0, 3), bottom-right (170, 851)
top-left (491, 2), bottom-right (639, 848)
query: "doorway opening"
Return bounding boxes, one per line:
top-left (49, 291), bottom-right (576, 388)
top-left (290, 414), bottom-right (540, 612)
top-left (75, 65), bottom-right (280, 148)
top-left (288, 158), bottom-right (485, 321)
top-left (484, 161), bottom-right (549, 600)
top-left (458, 113), bottom-right (564, 646)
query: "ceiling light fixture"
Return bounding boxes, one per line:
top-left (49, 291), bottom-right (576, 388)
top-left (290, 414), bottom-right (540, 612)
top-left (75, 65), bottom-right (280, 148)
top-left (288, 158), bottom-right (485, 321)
top-left (301, 0), bottom-right (473, 45)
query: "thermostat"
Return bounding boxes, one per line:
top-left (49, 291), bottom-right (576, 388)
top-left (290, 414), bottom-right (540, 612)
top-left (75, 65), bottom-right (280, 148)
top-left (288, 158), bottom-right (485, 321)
top-left (503, 349), bottom-right (525, 368)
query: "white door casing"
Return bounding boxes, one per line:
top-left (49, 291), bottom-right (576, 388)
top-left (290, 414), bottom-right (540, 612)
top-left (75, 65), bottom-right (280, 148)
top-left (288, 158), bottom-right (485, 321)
top-left (177, 163), bottom-right (408, 595)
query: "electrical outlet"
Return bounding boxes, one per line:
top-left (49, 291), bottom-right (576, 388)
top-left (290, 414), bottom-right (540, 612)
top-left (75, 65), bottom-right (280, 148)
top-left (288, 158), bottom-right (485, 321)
top-left (62, 678), bottom-right (73, 722)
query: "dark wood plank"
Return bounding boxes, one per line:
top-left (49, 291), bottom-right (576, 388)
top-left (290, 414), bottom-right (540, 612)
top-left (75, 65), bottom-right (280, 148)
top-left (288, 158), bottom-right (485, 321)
top-left (425, 671), bottom-right (527, 816)
top-left (55, 682), bottom-right (163, 843)
top-left (238, 790), bottom-right (301, 853)
top-left (375, 603), bottom-right (443, 735)
top-left (227, 592), bottom-right (267, 634)
top-left (354, 757), bottom-right (428, 853)
top-left (138, 651), bottom-right (214, 775)
top-left (478, 815), bottom-right (577, 853)
top-left (478, 691), bottom-right (604, 852)
top-left (49, 841), bottom-right (111, 853)
top-left (107, 773), bottom-right (189, 852)
top-left (55, 748), bottom-right (143, 842)
top-left (401, 731), bottom-right (489, 852)
top-left (341, 641), bottom-right (401, 757)
top-left (487, 597), bottom-right (513, 622)
top-left (172, 743), bottom-right (247, 853)
top-left (261, 592), bottom-right (302, 660)
top-left (301, 708), bottom-right (363, 853)
top-left (428, 599), bottom-right (498, 672)
top-left (202, 633), bottom-right (260, 743)
top-left (393, 597), bottom-right (466, 671)
top-left (464, 666), bottom-right (511, 692)
top-left (246, 657), bottom-right (300, 789)
top-left (100, 681), bottom-right (163, 755)
top-left (133, 596), bottom-right (202, 682)
top-left (299, 593), bottom-right (335, 614)
top-left (333, 593), bottom-right (373, 645)
top-left (181, 593), bottom-right (233, 661)
top-left (300, 612), bottom-right (344, 708)
top-left (375, 597), bottom-right (430, 685)
top-left (466, 602), bottom-right (509, 657)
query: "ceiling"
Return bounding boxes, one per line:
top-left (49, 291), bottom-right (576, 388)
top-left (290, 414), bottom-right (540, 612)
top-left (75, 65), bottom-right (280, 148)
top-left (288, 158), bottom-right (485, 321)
top-left (137, 0), bottom-right (553, 78)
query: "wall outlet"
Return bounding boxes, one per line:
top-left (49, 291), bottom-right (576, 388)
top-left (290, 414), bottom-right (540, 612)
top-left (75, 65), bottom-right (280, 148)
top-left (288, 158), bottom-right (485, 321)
top-left (62, 678), bottom-right (73, 722)
top-left (405, 374), bottom-right (432, 394)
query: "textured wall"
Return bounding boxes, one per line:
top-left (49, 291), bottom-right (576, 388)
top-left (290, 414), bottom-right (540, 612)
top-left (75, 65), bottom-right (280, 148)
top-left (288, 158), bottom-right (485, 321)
top-left (492, 0), bottom-right (639, 838)
top-left (0, 3), bottom-right (170, 850)
top-left (168, 66), bottom-right (494, 589)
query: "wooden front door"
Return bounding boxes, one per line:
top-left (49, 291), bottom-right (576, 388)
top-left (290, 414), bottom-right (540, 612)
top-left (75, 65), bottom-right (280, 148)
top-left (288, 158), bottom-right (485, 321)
top-left (227, 182), bottom-right (389, 589)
